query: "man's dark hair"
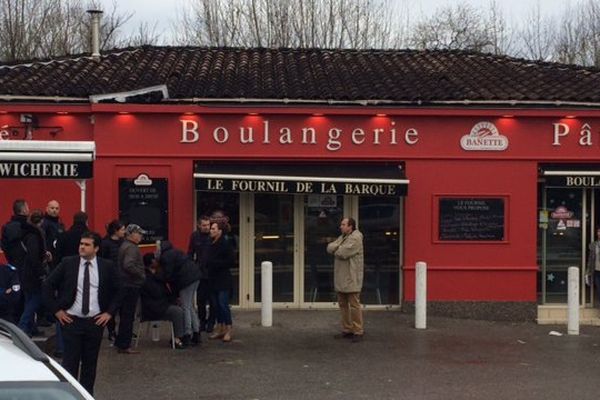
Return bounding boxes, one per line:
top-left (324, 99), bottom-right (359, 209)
top-left (346, 217), bottom-right (356, 231)
top-left (12, 199), bottom-right (27, 215)
top-left (106, 219), bottom-right (124, 236)
top-left (73, 211), bottom-right (88, 225)
top-left (81, 231), bottom-right (101, 248)
top-left (198, 215), bottom-right (211, 223)
top-left (29, 210), bottom-right (44, 225)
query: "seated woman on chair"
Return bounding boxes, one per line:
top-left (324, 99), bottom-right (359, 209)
top-left (140, 253), bottom-right (186, 349)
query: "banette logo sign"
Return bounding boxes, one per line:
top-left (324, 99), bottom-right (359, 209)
top-left (460, 121), bottom-right (509, 151)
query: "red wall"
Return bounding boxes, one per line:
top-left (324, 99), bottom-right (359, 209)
top-left (3, 105), bottom-right (599, 302)
top-left (403, 159), bottom-right (538, 301)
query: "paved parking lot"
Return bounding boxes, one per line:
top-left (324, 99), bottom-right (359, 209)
top-left (81, 310), bottom-right (600, 400)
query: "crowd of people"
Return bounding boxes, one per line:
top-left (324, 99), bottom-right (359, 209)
top-left (0, 199), bottom-right (236, 395)
top-left (1, 197), bottom-right (367, 396)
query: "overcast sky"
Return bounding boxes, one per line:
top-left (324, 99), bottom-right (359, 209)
top-left (95, 0), bottom-right (569, 44)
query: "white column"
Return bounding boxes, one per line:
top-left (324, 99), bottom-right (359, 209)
top-left (567, 266), bottom-right (579, 335)
top-left (261, 261), bottom-right (273, 327)
top-left (415, 261), bottom-right (427, 330)
top-left (75, 180), bottom-right (86, 212)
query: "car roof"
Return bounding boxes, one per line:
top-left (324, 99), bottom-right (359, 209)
top-left (0, 334), bottom-right (58, 382)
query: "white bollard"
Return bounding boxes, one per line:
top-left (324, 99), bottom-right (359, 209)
top-left (415, 261), bottom-right (427, 329)
top-left (261, 261), bottom-right (273, 327)
top-left (567, 266), bottom-right (579, 335)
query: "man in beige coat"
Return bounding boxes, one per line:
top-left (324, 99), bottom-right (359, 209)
top-left (327, 217), bottom-right (364, 342)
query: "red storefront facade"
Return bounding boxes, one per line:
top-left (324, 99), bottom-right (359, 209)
top-left (3, 102), bottom-right (598, 320)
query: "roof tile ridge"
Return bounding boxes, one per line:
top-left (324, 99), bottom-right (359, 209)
top-left (0, 48), bottom-right (142, 70)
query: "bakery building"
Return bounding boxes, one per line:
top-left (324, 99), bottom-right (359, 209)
top-left (2, 46), bottom-right (600, 322)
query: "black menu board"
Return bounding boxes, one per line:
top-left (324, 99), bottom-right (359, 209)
top-left (439, 198), bottom-right (505, 241)
top-left (119, 174), bottom-right (168, 244)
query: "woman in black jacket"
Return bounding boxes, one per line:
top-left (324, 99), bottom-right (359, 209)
top-left (207, 221), bottom-right (235, 342)
top-left (18, 210), bottom-right (48, 336)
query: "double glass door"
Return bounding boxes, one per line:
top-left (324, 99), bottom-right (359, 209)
top-left (251, 194), bottom-right (402, 308)
top-left (538, 186), bottom-right (596, 305)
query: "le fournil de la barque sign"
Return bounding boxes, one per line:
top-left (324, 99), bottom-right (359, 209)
top-left (195, 177), bottom-right (405, 196)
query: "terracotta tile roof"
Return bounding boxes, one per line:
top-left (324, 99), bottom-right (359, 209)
top-left (1, 46), bottom-right (599, 105)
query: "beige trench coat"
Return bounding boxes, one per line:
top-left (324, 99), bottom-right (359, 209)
top-left (326, 229), bottom-right (364, 293)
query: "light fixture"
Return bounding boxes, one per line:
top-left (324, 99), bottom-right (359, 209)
top-left (56, 111), bottom-right (69, 115)
top-left (312, 113), bottom-right (324, 116)
top-left (248, 112), bottom-right (259, 116)
top-left (565, 115), bottom-right (577, 119)
top-left (376, 113), bottom-right (388, 117)
top-left (118, 111), bottom-right (130, 115)
top-left (501, 114), bottom-right (514, 118)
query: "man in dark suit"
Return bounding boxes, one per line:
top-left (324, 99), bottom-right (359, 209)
top-left (43, 231), bottom-right (121, 396)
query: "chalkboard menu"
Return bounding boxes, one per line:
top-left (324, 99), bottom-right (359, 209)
top-left (119, 174), bottom-right (168, 245)
top-left (438, 197), bottom-right (505, 241)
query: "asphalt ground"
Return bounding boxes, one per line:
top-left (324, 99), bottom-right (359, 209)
top-left (78, 310), bottom-right (600, 400)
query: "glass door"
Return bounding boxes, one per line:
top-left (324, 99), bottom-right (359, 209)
top-left (303, 195), bottom-right (345, 303)
top-left (539, 187), bottom-right (584, 304)
top-left (254, 194), bottom-right (295, 304)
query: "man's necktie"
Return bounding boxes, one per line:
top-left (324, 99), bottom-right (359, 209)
top-left (82, 261), bottom-right (91, 315)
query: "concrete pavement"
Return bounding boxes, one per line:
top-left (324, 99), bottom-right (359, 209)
top-left (88, 310), bottom-right (600, 400)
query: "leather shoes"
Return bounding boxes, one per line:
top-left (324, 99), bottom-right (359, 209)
top-left (117, 348), bottom-right (140, 354)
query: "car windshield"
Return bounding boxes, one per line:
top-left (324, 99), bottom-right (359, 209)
top-left (0, 382), bottom-right (88, 400)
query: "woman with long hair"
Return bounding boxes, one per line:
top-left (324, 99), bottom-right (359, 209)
top-left (207, 220), bottom-right (235, 342)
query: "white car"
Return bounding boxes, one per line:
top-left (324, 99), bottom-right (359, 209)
top-left (0, 319), bottom-right (95, 400)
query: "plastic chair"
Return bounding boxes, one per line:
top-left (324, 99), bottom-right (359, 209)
top-left (134, 319), bottom-right (175, 350)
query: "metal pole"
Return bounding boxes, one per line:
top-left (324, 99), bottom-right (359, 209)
top-left (568, 266), bottom-right (580, 335)
top-left (415, 261), bottom-right (427, 329)
top-left (261, 261), bottom-right (273, 327)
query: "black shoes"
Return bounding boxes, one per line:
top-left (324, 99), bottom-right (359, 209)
top-left (333, 332), bottom-right (363, 342)
top-left (351, 334), bottom-right (363, 343)
top-left (191, 332), bottom-right (201, 346)
top-left (333, 332), bottom-right (354, 339)
top-left (107, 330), bottom-right (116, 342)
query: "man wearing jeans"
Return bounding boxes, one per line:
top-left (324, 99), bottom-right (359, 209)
top-left (327, 217), bottom-right (364, 343)
top-left (587, 227), bottom-right (600, 305)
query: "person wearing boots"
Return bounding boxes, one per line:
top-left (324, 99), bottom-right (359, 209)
top-left (207, 221), bottom-right (235, 343)
top-left (157, 240), bottom-right (201, 347)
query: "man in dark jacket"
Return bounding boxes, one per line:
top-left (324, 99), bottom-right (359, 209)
top-left (43, 231), bottom-right (121, 396)
top-left (56, 211), bottom-right (88, 264)
top-left (41, 200), bottom-right (65, 271)
top-left (115, 224), bottom-right (146, 354)
top-left (159, 240), bottom-right (201, 346)
top-left (1, 199), bottom-right (30, 322)
top-left (18, 210), bottom-right (49, 336)
top-left (187, 215), bottom-right (215, 332)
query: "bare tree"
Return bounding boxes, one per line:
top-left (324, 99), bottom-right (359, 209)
top-left (517, 0), bottom-right (556, 61)
top-left (409, 2), bottom-right (495, 52)
top-left (174, 0), bottom-right (404, 49)
top-left (0, 0), bottom-right (135, 62)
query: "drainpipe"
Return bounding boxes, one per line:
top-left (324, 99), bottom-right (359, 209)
top-left (87, 9), bottom-right (103, 59)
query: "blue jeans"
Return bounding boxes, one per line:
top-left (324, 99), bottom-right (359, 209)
top-left (18, 290), bottom-right (42, 335)
top-left (179, 280), bottom-right (200, 336)
top-left (214, 290), bottom-right (232, 325)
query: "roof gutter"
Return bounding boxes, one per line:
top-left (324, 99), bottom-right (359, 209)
top-left (164, 97), bottom-right (600, 108)
top-left (2, 94), bottom-right (600, 109)
top-left (0, 95), bottom-right (88, 102)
